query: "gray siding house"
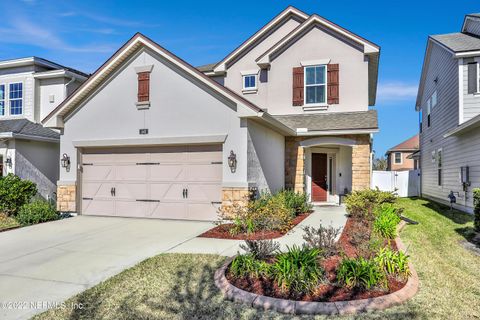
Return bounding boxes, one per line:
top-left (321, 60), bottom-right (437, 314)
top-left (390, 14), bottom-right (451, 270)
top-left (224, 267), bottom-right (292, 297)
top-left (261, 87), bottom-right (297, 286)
top-left (0, 57), bottom-right (87, 198)
top-left (416, 13), bottom-right (480, 212)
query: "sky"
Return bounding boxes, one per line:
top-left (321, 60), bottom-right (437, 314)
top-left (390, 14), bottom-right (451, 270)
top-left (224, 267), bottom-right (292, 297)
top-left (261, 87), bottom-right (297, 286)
top-left (0, 0), bottom-right (478, 156)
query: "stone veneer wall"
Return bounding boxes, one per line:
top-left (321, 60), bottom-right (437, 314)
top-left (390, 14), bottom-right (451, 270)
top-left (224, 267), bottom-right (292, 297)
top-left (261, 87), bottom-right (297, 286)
top-left (285, 134), bottom-right (371, 193)
top-left (221, 187), bottom-right (251, 211)
top-left (57, 184), bottom-right (76, 212)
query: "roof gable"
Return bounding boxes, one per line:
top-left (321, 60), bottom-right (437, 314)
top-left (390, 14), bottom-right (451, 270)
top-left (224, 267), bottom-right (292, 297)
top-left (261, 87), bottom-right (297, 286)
top-left (42, 33), bottom-right (264, 128)
top-left (212, 6), bottom-right (309, 73)
top-left (387, 135), bottom-right (419, 153)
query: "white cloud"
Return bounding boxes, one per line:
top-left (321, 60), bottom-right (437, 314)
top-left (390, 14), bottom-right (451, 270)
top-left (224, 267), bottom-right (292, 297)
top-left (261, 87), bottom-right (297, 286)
top-left (377, 82), bottom-right (418, 102)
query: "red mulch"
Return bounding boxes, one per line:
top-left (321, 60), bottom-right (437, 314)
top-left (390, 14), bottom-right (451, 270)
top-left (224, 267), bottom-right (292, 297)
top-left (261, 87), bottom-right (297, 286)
top-left (225, 215), bottom-right (407, 302)
top-left (199, 212), bottom-right (311, 240)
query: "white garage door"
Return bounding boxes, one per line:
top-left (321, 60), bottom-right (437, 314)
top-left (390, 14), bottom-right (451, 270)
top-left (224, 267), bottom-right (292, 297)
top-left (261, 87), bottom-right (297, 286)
top-left (80, 145), bottom-right (222, 221)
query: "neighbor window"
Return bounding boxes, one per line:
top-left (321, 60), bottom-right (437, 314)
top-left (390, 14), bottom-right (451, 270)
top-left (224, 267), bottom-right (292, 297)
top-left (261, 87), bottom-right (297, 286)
top-left (394, 152), bottom-right (402, 164)
top-left (426, 97), bottom-right (431, 127)
top-left (243, 74), bottom-right (257, 90)
top-left (419, 110), bottom-right (423, 133)
top-left (9, 82), bottom-right (23, 115)
top-left (437, 149), bottom-right (442, 186)
top-left (304, 65), bottom-right (326, 105)
top-left (431, 90), bottom-right (437, 108)
top-left (467, 62), bottom-right (479, 94)
top-left (0, 84), bottom-right (4, 116)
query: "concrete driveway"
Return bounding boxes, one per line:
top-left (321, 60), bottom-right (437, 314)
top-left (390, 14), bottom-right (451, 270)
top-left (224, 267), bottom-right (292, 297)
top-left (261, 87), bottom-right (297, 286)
top-left (0, 216), bottom-right (213, 320)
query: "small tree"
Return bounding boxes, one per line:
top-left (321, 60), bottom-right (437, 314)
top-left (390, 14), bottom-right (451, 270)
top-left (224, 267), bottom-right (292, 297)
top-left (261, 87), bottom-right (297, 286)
top-left (473, 188), bottom-right (480, 232)
top-left (0, 174), bottom-right (37, 216)
top-left (373, 157), bottom-right (388, 171)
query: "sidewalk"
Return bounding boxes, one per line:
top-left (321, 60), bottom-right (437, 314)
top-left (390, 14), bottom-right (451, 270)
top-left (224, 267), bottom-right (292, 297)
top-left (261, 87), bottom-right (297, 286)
top-left (167, 205), bottom-right (348, 256)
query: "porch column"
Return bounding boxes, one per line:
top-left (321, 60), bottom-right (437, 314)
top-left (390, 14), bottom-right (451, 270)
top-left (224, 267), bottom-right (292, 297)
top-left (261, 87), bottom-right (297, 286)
top-left (285, 137), bottom-right (305, 192)
top-left (351, 135), bottom-right (371, 191)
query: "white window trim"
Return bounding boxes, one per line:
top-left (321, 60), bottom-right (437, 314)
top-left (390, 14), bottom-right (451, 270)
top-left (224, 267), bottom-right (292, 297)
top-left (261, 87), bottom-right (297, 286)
top-left (394, 152), bottom-right (403, 165)
top-left (0, 83), bottom-right (5, 117)
top-left (304, 64), bottom-right (327, 107)
top-left (8, 81), bottom-right (24, 116)
top-left (431, 150), bottom-right (436, 163)
top-left (242, 74), bottom-right (258, 93)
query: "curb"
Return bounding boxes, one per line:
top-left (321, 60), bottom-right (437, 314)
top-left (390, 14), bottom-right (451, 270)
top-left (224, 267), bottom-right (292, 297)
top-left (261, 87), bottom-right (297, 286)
top-left (214, 221), bottom-right (419, 315)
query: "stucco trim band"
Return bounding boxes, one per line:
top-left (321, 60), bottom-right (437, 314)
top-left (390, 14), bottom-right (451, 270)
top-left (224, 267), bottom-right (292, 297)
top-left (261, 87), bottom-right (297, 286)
top-left (72, 134), bottom-right (228, 147)
top-left (214, 222), bottom-right (418, 315)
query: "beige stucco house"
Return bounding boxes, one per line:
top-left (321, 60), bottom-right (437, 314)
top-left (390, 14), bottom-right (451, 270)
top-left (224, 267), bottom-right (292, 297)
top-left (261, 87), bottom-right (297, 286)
top-left (43, 6), bottom-right (380, 220)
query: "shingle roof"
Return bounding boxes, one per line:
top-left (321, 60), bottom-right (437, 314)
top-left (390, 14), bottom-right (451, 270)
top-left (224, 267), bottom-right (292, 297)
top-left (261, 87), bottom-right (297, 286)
top-left (431, 32), bottom-right (480, 53)
top-left (0, 119), bottom-right (60, 140)
top-left (387, 134), bottom-right (419, 153)
top-left (196, 63), bottom-right (217, 72)
top-left (467, 13), bottom-right (480, 18)
top-left (272, 110), bottom-right (378, 132)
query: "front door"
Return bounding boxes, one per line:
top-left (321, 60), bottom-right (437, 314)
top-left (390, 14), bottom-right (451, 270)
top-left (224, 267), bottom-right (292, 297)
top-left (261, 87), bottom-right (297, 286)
top-left (312, 153), bottom-right (328, 202)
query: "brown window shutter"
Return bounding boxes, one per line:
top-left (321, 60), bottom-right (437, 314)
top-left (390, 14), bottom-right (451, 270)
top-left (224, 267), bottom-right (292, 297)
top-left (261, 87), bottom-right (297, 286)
top-left (292, 67), bottom-right (304, 106)
top-left (327, 64), bottom-right (339, 104)
top-left (137, 72), bottom-right (150, 102)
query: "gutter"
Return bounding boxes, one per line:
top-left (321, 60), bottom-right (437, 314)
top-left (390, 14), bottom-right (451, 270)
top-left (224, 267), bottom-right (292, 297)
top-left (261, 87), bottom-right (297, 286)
top-left (0, 132), bottom-right (59, 143)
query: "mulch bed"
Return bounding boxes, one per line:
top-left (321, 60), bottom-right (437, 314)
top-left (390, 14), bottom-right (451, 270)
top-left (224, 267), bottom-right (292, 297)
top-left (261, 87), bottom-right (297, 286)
top-left (199, 212), bottom-right (311, 240)
top-left (225, 215), bottom-right (407, 302)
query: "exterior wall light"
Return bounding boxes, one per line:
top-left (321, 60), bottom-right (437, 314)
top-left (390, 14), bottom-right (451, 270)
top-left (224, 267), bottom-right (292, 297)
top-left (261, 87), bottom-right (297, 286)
top-left (228, 150), bottom-right (237, 173)
top-left (5, 156), bottom-right (12, 167)
top-left (61, 153), bottom-right (71, 170)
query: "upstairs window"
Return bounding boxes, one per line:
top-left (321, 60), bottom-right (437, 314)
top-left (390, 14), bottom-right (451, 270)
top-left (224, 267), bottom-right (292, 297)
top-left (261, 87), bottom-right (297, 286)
top-left (304, 65), bottom-right (326, 105)
top-left (394, 152), bottom-right (402, 164)
top-left (9, 83), bottom-right (22, 115)
top-left (437, 149), bottom-right (442, 186)
top-left (243, 74), bottom-right (257, 91)
top-left (467, 62), bottom-right (479, 94)
top-left (0, 85), bottom-right (4, 116)
top-left (426, 97), bottom-right (432, 127)
top-left (419, 110), bottom-right (423, 133)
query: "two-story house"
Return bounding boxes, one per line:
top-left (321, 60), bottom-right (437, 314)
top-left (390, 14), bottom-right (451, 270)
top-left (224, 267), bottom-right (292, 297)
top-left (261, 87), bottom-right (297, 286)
top-left (385, 135), bottom-right (419, 171)
top-left (0, 57), bottom-right (87, 198)
top-left (416, 13), bottom-right (480, 213)
top-left (42, 6), bottom-right (380, 219)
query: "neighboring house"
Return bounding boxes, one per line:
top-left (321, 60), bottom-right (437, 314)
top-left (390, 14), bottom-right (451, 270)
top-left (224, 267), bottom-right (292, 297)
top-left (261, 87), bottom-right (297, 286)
top-left (43, 6), bottom-right (380, 220)
top-left (385, 135), bottom-right (419, 171)
top-left (0, 57), bottom-right (87, 198)
top-left (416, 13), bottom-right (480, 213)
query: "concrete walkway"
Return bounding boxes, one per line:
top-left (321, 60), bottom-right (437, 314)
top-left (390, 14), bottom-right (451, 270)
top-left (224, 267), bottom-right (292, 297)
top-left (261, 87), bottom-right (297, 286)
top-left (168, 205), bottom-right (348, 256)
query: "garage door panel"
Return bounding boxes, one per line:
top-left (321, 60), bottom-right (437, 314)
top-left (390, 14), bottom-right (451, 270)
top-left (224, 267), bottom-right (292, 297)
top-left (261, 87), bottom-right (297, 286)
top-left (149, 165), bottom-right (185, 181)
top-left (187, 164), bottom-right (222, 182)
top-left (115, 200), bottom-right (148, 218)
top-left (115, 165), bottom-right (148, 181)
top-left (149, 147), bottom-right (186, 163)
top-left (82, 166), bottom-right (114, 181)
top-left (82, 199), bottom-right (115, 216)
top-left (115, 183), bottom-right (148, 200)
top-left (150, 183), bottom-right (184, 201)
top-left (82, 182), bottom-right (115, 198)
top-left (186, 184), bottom-right (222, 202)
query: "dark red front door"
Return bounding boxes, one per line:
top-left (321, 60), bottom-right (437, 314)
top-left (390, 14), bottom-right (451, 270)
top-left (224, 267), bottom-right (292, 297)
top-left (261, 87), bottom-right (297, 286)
top-left (312, 153), bottom-right (328, 202)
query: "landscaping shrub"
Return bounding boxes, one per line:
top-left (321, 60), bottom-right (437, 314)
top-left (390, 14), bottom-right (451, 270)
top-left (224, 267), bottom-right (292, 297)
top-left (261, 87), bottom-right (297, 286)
top-left (270, 245), bottom-right (323, 293)
top-left (302, 224), bottom-right (341, 256)
top-left (16, 200), bottom-right (59, 226)
top-left (474, 188), bottom-right (480, 232)
top-left (279, 190), bottom-right (313, 215)
top-left (225, 194), bottom-right (294, 235)
top-left (375, 247), bottom-right (410, 278)
top-left (337, 257), bottom-right (386, 289)
top-left (0, 174), bottom-right (37, 216)
top-left (229, 254), bottom-right (270, 278)
top-left (373, 204), bottom-right (401, 239)
top-left (239, 239), bottom-right (280, 260)
top-left (344, 188), bottom-right (397, 219)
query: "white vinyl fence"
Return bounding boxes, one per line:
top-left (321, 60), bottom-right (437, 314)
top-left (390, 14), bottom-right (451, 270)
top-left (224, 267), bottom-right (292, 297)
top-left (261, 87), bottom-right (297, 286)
top-left (371, 170), bottom-right (421, 197)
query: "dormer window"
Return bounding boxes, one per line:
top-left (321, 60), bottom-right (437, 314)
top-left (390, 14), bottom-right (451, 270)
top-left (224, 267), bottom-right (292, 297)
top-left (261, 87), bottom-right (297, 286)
top-left (243, 74), bottom-right (257, 91)
top-left (304, 65), bottom-right (326, 105)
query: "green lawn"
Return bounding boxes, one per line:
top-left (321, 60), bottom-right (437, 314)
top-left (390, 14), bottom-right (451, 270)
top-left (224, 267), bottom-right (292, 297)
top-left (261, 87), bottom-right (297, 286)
top-left (35, 198), bottom-right (480, 320)
top-left (0, 213), bottom-right (19, 231)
